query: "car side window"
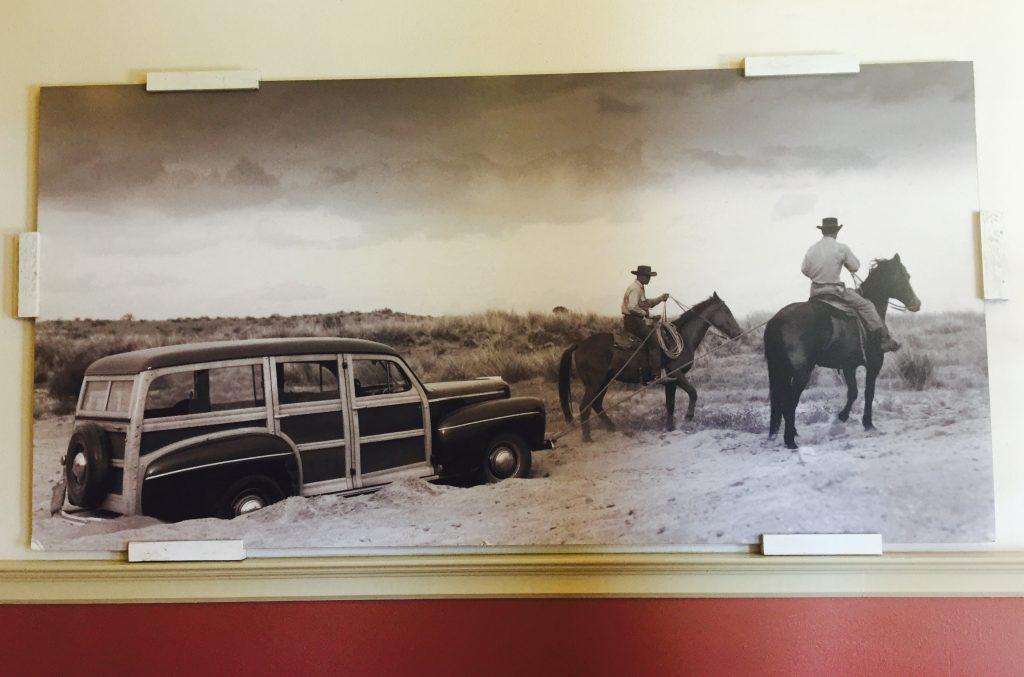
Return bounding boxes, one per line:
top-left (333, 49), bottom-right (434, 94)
top-left (145, 365), bottom-right (264, 418)
top-left (277, 360), bottom-right (340, 404)
top-left (106, 381), bottom-right (133, 413)
top-left (81, 381), bottom-right (110, 411)
top-left (209, 364), bottom-right (265, 411)
top-left (352, 359), bottom-right (411, 398)
top-left (145, 371), bottom-right (196, 418)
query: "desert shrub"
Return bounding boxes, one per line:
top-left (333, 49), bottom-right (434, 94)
top-left (696, 405), bottom-right (767, 433)
top-left (894, 350), bottom-right (935, 390)
top-left (426, 347), bottom-right (563, 384)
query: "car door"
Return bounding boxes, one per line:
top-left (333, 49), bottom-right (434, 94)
top-left (345, 354), bottom-right (433, 488)
top-left (269, 354), bottom-right (352, 495)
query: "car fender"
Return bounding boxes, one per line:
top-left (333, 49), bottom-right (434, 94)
top-left (434, 397), bottom-right (546, 465)
top-left (142, 429), bottom-right (301, 491)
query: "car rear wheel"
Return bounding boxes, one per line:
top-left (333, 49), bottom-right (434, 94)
top-left (215, 475), bottom-right (284, 519)
top-left (481, 432), bottom-right (532, 483)
top-left (64, 424), bottom-right (111, 508)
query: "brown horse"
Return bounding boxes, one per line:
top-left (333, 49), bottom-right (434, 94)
top-left (764, 255), bottom-right (921, 449)
top-left (559, 293), bottom-right (743, 442)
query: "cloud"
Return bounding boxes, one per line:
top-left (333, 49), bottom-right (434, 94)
top-left (596, 92), bottom-right (643, 114)
top-left (681, 148), bottom-right (774, 171)
top-left (681, 145), bottom-right (880, 175)
top-left (771, 193), bottom-right (818, 222)
top-left (320, 166), bottom-right (360, 185)
top-left (225, 158), bottom-right (279, 187)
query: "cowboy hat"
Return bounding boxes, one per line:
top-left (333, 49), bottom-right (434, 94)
top-left (631, 265), bottom-right (657, 277)
top-left (816, 217), bottom-right (843, 233)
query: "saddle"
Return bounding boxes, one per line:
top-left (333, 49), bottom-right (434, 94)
top-left (810, 294), bottom-right (867, 362)
top-left (612, 330), bottom-right (659, 384)
top-left (612, 330), bottom-right (644, 351)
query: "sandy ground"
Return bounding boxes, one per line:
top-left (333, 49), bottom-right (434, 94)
top-left (31, 399), bottom-right (994, 551)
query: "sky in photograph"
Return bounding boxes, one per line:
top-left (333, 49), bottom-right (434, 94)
top-left (37, 63), bottom-right (980, 320)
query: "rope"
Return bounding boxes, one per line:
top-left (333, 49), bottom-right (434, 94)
top-left (550, 314), bottom-right (770, 443)
top-left (655, 321), bottom-right (684, 359)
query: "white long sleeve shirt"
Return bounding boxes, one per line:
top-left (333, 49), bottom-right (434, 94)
top-left (621, 280), bottom-right (649, 317)
top-left (801, 237), bottom-right (860, 290)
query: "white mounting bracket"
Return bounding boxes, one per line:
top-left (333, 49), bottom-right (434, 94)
top-left (744, 54), bottom-right (860, 77)
top-left (17, 232), bottom-right (39, 319)
top-left (128, 539), bottom-right (246, 563)
top-left (761, 533), bottom-right (882, 556)
top-left (146, 69), bottom-right (260, 92)
top-left (980, 210), bottom-right (1008, 300)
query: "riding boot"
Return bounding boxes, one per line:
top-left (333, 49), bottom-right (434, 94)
top-left (646, 346), bottom-right (667, 385)
top-left (871, 328), bottom-right (901, 353)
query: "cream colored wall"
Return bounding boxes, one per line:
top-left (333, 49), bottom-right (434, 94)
top-left (2, 0), bottom-right (1022, 565)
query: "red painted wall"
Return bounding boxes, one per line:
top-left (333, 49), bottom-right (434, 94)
top-left (2, 598), bottom-right (1023, 676)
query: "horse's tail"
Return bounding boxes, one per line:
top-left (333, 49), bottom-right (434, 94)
top-left (558, 344), bottom-right (577, 423)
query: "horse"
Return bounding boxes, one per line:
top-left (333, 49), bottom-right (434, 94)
top-left (763, 254), bottom-right (921, 450)
top-left (559, 293), bottom-right (743, 442)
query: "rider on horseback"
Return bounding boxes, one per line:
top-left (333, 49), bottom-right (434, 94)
top-left (622, 265), bottom-right (671, 384)
top-left (802, 217), bottom-right (901, 353)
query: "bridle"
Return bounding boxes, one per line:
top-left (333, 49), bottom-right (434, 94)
top-left (667, 295), bottom-right (735, 338)
top-left (851, 271), bottom-right (911, 313)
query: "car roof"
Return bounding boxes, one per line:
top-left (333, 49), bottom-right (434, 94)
top-left (85, 337), bottom-right (399, 376)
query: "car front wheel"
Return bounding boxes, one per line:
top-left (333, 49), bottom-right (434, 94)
top-left (215, 475), bottom-right (284, 519)
top-left (481, 432), bottom-right (532, 483)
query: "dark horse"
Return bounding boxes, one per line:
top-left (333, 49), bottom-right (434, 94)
top-left (764, 254), bottom-right (922, 449)
top-left (559, 293), bottom-right (743, 442)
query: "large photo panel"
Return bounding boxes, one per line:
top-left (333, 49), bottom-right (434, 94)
top-left (32, 63), bottom-right (991, 550)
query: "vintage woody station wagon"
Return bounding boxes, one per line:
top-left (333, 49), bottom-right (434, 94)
top-left (62, 338), bottom-right (550, 520)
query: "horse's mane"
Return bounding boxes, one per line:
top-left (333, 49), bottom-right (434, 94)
top-left (674, 295), bottom-right (718, 326)
top-left (869, 256), bottom-right (894, 272)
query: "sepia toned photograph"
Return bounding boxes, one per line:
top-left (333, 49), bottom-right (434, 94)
top-left (31, 63), bottom-right (992, 551)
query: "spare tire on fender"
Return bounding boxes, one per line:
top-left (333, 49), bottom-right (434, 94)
top-left (64, 423), bottom-right (111, 508)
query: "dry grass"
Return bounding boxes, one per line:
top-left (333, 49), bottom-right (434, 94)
top-left (35, 310), bottom-right (989, 433)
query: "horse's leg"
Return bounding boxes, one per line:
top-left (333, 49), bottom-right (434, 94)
top-left (593, 380), bottom-right (617, 433)
top-left (769, 399), bottom-right (782, 440)
top-left (664, 380), bottom-right (677, 431)
top-left (675, 374), bottom-right (698, 421)
top-left (863, 360), bottom-right (882, 431)
top-left (783, 364), bottom-right (813, 449)
top-left (837, 366), bottom-right (858, 422)
top-left (767, 357), bottom-right (785, 440)
top-left (579, 383), bottom-right (597, 443)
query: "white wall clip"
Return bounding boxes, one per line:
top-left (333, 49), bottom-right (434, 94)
top-left (744, 54), bottom-right (859, 78)
top-left (128, 539), bottom-right (246, 562)
top-left (980, 210), bottom-right (1008, 300)
top-left (147, 70), bottom-right (260, 92)
top-left (762, 533), bottom-right (882, 556)
top-left (17, 232), bottom-right (39, 319)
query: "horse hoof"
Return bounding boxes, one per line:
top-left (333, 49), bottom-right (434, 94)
top-left (837, 413), bottom-right (850, 423)
top-left (768, 433), bottom-right (777, 441)
top-left (685, 414), bottom-right (694, 422)
top-left (785, 441), bottom-right (798, 450)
